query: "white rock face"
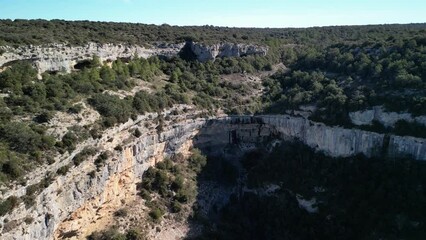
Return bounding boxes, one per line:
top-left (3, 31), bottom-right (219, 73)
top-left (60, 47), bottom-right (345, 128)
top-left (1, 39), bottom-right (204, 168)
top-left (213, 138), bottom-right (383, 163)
top-left (0, 109), bottom-right (206, 240)
top-left (260, 115), bottom-right (426, 160)
top-left (0, 42), bottom-right (268, 76)
top-left (349, 106), bottom-right (426, 127)
top-left (189, 42), bottom-right (268, 62)
top-left (0, 42), bottom-right (183, 75)
top-left (200, 115), bottom-right (426, 161)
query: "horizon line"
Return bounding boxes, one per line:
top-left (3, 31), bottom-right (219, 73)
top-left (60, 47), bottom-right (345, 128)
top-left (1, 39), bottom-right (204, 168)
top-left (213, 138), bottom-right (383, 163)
top-left (2, 18), bottom-right (426, 30)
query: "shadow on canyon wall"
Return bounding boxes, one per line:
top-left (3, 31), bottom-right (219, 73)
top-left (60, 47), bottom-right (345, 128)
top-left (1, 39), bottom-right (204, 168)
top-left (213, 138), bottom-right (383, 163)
top-left (183, 117), bottom-right (426, 240)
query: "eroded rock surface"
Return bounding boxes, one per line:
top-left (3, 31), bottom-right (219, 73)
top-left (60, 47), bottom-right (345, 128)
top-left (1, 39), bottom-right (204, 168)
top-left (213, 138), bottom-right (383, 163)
top-left (0, 41), bottom-right (268, 76)
top-left (197, 115), bottom-right (426, 161)
top-left (1, 114), bottom-right (425, 240)
top-left (185, 41), bottom-right (268, 62)
top-left (349, 106), bottom-right (426, 127)
top-left (0, 43), bottom-right (182, 76)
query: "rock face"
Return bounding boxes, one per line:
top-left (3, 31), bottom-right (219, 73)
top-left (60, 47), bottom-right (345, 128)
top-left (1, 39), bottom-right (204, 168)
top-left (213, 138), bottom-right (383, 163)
top-left (349, 106), bottom-right (426, 127)
top-left (196, 115), bottom-right (426, 161)
top-left (2, 113), bottom-right (425, 240)
top-left (0, 108), bottom-right (206, 240)
top-left (0, 42), bottom-right (183, 76)
top-left (0, 41), bottom-right (268, 75)
top-left (185, 41), bottom-right (268, 62)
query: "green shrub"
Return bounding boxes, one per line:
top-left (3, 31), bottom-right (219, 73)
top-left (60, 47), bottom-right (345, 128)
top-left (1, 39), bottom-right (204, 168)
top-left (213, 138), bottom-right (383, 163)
top-left (56, 164), bottom-right (70, 175)
top-left (88, 228), bottom-right (126, 240)
top-left (60, 131), bottom-right (78, 152)
top-left (88, 170), bottom-right (96, 178)
top-left (72, 147), bottom-right (96, 166)
top-left (89, 93), bottom-right (132, 125)
top-left (34, 110), bottom-right (54, 123)
top-left (175, 189), bottom-right (190, 203)
top-left (94, 151), bottom-right (109, 169)
top-left (0, 196), bottom-right (19, 216)
top-left (171, 200), bottom-right (182, 213)
top-left (126, 228), bottom-right (146, 240)
top-left (68, 104), bottom-right (84, 114)
top-left (139, 189), bottom-right (152, 201)
top-left (148, 207), bottom-right (164, 221)
top-left (114, 208), bottom-right (128, 217)
top-left (171, 175), bottom-right (184, 192)
top-left (188, 149), bottom-right (207, 173)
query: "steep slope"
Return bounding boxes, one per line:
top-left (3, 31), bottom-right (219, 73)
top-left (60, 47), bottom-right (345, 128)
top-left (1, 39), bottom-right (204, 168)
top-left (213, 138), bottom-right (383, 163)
top-left (1, 112), bottom-right (425, 239)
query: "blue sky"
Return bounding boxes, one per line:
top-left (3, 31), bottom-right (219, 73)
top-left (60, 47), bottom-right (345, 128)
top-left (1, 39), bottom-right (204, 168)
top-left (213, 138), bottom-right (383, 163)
top-left (0, 0), bottom-right (425, 28)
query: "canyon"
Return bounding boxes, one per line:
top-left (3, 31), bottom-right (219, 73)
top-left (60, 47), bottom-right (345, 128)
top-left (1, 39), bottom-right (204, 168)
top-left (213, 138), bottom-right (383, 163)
top-left (1, 19), bottom-right (425, 240)
top-left (1, 108), bottom-right (425, 239)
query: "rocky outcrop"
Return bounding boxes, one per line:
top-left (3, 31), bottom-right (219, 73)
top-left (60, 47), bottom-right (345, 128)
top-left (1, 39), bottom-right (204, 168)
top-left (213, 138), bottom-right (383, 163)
top-left (185, 42), bottom-right (268, 62)
top-left (349, 106), bottom-right (426, 127)
top-left (0, 42), bottom-right (183, 75)
top-left (2, 113), bottom-right (425, 240)
top-left (196, 115), bottom-right (426, 161)
top-left (257, 115), bottom-right (426, 160)
top-left (0, 41), bottom-right (268, 76)
top-left (0, 107), bottom-right (206, 240)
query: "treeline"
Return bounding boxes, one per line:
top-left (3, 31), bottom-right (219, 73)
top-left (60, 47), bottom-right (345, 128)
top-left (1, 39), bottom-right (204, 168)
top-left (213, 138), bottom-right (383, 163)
top-left (0, 19), bottom-right (425, 47)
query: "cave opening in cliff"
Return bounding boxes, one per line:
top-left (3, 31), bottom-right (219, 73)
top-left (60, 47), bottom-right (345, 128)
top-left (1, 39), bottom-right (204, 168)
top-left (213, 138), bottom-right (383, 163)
top-left (178, 41), bottom-right (197, 61)
top-left (46, 70), bottom-right (59, 75)
top-left (73, 60), bottom-right (93, 70)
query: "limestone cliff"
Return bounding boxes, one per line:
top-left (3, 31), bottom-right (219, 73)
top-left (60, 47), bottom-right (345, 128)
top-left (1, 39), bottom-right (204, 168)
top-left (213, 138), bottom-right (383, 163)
top-left (196, 115), bottom-right (426, 161)
top-left (349, 106), bottom-right (426, 127)
top-left (185, 41), bottom-right (268, 62)
top-left (0, 107), bottom-right (206, 240)
top-left (0, 41), bottom-right (268, 75)
top-left (0, 43), bottom-right (183, 75)
top-left (1, 113), bottom-right (425, 240)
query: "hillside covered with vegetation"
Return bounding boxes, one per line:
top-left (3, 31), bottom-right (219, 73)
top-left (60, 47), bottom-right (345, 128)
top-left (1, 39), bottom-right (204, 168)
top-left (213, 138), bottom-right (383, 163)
top-left (0, 21), bottom-right (425, 236)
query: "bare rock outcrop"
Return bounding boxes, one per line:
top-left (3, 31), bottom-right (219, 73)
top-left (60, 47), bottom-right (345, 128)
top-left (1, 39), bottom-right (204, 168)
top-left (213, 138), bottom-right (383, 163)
top-left (0, 41), bottom-right (268, 76)
top-left (185, 41), bottom-right (268, 62)
top-left (349, 106), bottom-right (426, 127)
top-left (1, 113), bottom-right (425, 240)
top-left (197, 115), bottom-right (426, 161)
top-left (0, 107), bottom-right (206, 240)
top-left (0, 42), bottom-right (183, 75)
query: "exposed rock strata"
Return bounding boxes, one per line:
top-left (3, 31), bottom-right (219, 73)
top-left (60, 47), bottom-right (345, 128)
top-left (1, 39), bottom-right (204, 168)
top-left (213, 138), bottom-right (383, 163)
top-left (1, 114), bottom-right (425, 240)
top-left (0, 107), bottom-right (206, 240)
top-left (0, 43), bottom-right (183, 75)
top-left (185, 41), bottom-right (268, 62)
top-left (349, 106), bottom-right (426, 127)
top-left (196, 115), bottom-right (426, 161)
top-left (0, 42), bottom-right (268, 75)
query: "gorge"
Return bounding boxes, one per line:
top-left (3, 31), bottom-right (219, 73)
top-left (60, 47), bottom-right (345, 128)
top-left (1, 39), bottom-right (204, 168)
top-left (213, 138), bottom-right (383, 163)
top-left (1, 108), bottom-right (425, 239)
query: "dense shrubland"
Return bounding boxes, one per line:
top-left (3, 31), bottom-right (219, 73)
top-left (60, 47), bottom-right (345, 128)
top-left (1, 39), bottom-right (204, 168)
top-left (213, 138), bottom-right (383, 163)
top-left (1, 19), bottom-right (425, 47)
top-left (0, 57), bottom-right (162, 183)
top-left (262, 37), bottom-right (426, 131)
